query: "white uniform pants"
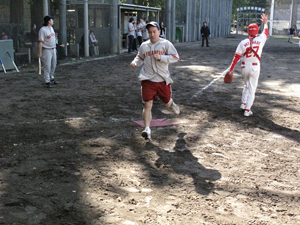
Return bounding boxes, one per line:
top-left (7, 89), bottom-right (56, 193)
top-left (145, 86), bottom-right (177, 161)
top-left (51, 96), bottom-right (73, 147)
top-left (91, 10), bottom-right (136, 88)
top-left (42, 48), bottom-right (57, 83)
top-left (241, 62), bottom-right (260, 110)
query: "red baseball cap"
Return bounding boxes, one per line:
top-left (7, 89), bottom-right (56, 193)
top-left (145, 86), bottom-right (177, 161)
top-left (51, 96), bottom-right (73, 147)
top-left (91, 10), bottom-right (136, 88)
top-left (248, 23), bottom-right (259, 36)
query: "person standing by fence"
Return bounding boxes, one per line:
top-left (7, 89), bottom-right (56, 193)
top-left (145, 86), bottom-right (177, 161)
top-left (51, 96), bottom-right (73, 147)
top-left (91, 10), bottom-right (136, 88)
top-left (288, 25), bottom-right (296, 43)
top-left (201, 22), bottom-right (210, 47)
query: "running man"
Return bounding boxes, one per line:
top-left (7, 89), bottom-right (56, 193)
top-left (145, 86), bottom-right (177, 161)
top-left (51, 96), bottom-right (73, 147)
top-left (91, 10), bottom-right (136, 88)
top-left (130, 21), bottom-right (180, 140)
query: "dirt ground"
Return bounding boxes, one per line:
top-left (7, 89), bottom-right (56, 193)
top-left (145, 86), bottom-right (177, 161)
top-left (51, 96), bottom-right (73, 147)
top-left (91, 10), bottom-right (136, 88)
top-left (0, 34), bottom-right (299, 225)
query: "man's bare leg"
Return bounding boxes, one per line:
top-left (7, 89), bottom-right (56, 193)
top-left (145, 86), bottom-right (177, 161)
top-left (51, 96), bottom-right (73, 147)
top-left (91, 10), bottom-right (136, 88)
top-left (141, 100), bottom-right (153, 140)
top-left (165, 98), bottom-right (180, 115)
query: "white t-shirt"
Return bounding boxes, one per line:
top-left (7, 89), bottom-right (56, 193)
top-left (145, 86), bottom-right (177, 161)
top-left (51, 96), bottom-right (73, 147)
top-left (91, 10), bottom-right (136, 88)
top-left (142, 24), bottom-right (149, 40)
top-left (38, 26), bottom-right (56, 49)
top-left (128, 23), bottom-right (135, 36)
top-left (136, 23), bottom-right (143, 37)
top-left (90, 34), bottom-right (97, 43)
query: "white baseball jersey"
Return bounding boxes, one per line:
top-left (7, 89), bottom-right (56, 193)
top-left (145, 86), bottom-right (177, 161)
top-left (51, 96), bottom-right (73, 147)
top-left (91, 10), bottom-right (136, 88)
top-left (131, 38), bottom-right (179, 85)
top-left (38, 26), bottom-right (56, 49)
top-left (235, 24), bottom-right (268, 64)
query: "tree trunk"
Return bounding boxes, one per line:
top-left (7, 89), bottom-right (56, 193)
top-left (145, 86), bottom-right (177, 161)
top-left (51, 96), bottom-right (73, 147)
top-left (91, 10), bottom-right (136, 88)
top-left (10, 0), bottom-right (24, 23)
top-left (110, 0), bottom-right (118, 54)
top-left (165, 0), bottom-right (171, 39)
top-left (137, 0), bottom-right (144, 19)
top-left (31, 0), bottom-right (45, 29)
top-left (291, 0), bottom-right (299, 30)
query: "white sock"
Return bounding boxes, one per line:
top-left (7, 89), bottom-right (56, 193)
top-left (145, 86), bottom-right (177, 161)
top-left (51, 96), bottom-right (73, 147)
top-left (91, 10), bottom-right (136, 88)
top-left (167, 99), bottom-right (173, 106)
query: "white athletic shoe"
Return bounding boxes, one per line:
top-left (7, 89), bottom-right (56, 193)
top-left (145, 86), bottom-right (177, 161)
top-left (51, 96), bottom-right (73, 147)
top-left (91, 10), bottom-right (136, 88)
top-left (141, 127), bottom-right (151, 140)
top-left (171, 102), bottom-right (180, 115)
top-left (240, 103), bottom-right (246, 110)
top-left (244, 110), bottom-right (253, 117)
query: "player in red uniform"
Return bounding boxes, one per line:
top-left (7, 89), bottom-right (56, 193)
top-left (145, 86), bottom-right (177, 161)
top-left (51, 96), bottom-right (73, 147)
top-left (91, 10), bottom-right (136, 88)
top-left (228, 14), bottom-right (269, 116)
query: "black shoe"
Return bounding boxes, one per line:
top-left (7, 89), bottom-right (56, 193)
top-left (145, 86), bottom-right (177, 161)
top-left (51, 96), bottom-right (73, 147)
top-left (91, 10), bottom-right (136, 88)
top-left (51, 79), bottom-right (59, 84)
top-left (45, 82), bottom-right (52, 88)
top-left (207, 46), bottom-right (210, 47)
top-left (201, 45), bottom-right (204, 47)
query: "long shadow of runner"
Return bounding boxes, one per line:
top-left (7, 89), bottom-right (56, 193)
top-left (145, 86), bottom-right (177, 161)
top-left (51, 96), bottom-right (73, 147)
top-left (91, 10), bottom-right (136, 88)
top-left (146, 133), bottom-right (221, 195)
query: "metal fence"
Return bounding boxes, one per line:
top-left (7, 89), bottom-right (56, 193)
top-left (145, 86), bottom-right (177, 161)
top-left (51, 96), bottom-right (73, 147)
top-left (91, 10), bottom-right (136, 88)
top-left (272, 3), bottom-right (300, 35)
top-left (174, 0), bottom-right (232, 42)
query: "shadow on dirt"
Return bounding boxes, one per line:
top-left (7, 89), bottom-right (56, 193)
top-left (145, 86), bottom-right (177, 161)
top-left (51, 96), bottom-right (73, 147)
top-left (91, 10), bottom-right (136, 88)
top-left (143, 133), bottom-right (221, 195)
top-left (1, 35), bottom-right (299, 224)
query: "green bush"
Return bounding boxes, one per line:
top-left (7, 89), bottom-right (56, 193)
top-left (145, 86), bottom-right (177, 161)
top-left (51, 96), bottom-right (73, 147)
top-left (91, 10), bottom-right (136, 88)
top-left (0, 23), bottom-right (28, 50)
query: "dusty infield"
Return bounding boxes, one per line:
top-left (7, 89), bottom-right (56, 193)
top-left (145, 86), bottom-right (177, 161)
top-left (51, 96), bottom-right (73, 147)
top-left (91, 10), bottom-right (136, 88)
top-left (0, 35), bottom-right (299, 225)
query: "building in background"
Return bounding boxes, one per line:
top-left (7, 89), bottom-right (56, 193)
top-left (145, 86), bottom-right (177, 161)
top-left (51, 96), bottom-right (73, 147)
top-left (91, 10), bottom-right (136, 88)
top-left (0, 0), bottom-right (233, 59)
top-left (271, 1), bottom-right (300, 35)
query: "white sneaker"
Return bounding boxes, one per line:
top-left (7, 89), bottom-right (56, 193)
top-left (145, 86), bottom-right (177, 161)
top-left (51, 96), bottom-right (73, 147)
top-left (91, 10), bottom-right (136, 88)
top-left (244, 110), bottom-right (253, 117)
top-left (240, 103), bottom-right (246, 110)
top-left (171, 102), bottom-right (180, 115)
top-left (141, 127), bottom-right (151, 140)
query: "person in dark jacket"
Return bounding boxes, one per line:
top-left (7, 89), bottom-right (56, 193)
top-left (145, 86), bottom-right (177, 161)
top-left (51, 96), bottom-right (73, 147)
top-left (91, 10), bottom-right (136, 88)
top-left (30, 24), bottom-right (39, 47)
top-left (288, 25), bottom-right (296, 43)
top-left (201, 21), bottom-right (210, 47)
top-left (159, 21), bottom-right (166, 38)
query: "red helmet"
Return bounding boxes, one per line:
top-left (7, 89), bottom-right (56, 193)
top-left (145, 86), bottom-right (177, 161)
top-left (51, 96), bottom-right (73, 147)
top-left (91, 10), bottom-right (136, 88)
top-left (248, 23), bottom-right (259, 36)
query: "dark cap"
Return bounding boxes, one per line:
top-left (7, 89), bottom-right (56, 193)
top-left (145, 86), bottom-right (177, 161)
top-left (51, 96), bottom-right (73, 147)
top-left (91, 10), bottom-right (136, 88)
top-left (43, 15), bottom-right (53, 26)
top-left (146, 21), bottom-right (160, 30)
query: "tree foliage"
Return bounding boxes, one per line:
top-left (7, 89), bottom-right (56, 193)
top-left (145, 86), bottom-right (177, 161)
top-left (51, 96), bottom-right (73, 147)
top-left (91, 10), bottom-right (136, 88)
top-left (0, 23), bottom-right (28, 48)
top-left (121, 0), bottom-right (165, 8)
top-left (0, 0), bottom-right (9, 8)
top-left (232, 0), bottom-right (269, 20)
top-left (232, 0), bottom-right (295, 21)
top-left (233, 0), bottom-right (268, 9)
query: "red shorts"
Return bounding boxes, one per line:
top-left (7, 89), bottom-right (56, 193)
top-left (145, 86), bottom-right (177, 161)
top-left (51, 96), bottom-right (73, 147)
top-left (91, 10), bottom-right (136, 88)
top-left (141, 80), bottom-right (171, 104)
